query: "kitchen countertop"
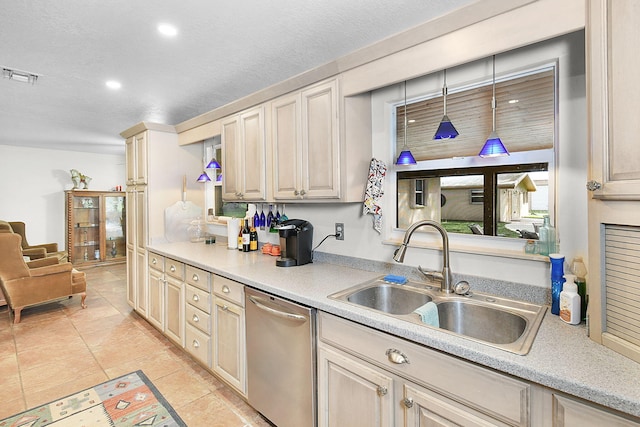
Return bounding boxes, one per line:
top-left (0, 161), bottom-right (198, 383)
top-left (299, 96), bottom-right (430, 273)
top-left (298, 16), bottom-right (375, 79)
top-left (148, 241), bottom-right (640, 418)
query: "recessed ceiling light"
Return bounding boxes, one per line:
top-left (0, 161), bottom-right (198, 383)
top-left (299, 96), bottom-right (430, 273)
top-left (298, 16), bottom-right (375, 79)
top-left (508, 99), bottom-right (519, 104)
top-left (106, 80), bottom-right (122, 90)
top-left (158, 23), bottom-right (178, 37)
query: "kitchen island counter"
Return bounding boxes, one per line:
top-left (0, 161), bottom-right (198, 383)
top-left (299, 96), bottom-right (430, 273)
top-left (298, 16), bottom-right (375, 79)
top-left (148, 241), bottom-right (640, 419)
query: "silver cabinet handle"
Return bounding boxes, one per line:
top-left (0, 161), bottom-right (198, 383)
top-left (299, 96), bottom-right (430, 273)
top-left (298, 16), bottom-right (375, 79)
top-left (386, 348), bottom-right (410, 364)
top-left (192, 274), bottom-right (199, 282)
top-left (192, 314), bottom-right (199, 323)
top-left (222, 285), bottom-right (230, 294)
top-left (300, 189), bottom-right (306, 196)
top-left (248, 296), bottom-right (307, 322)
top-left (192, 339), bottom-right (200, 348)
top-left (192, 294), bottom-right (200, 302)
top-left (586, 180), bottom-right (602, 191)
top-left (294, 190), bottom-right (299, 196)
top-left (170, 265), bottom-right (176, 272)
top-left (403, 397), bottom-right (414, 408)
top-left (377, 386), bottom-right (388, 397)
top-left (151, 258), bottom-right (157, 264)
top-left (222, 304), bottom-right (229, 311)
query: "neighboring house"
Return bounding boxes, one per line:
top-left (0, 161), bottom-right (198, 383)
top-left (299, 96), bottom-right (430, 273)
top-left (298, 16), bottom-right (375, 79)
top-left (398, 173), bottom-right (545, 229)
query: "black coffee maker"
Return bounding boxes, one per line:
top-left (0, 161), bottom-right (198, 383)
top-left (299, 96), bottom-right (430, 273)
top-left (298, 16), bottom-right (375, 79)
top-left (276, 219), bottom-right (313, 267)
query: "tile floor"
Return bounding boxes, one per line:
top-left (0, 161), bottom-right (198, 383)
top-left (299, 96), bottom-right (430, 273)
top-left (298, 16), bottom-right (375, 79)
top-left (0, 263), bottom-right (273, 426)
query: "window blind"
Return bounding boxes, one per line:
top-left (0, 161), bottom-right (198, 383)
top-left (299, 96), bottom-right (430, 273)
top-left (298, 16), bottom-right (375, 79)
top-left (396, 69), bottom-right (555, 161)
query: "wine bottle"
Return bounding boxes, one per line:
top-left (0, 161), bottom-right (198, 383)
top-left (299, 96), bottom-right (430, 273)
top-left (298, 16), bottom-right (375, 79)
top-left (242, 219), bottom-right (250, 252)
top-left (237, 222), bottom-right (243, 251)
top-left (250, 219), bottom-right (258, 251)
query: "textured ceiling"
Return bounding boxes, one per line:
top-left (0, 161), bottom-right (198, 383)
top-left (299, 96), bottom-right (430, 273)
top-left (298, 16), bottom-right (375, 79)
top-left (1, 0), bottom-right (474, 155)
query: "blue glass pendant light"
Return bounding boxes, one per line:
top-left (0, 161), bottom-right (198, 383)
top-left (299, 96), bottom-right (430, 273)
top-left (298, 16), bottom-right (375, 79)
top-left (479, 56), bottom-right (509, 157)
top-left (433, 69), bottom-right (459, 140)
top-left (196, 172), bottom-right (211, 182)
top-left (205, 158), bottom-right (221, 169)
top-left (396, 81), bottom-right (417, 165)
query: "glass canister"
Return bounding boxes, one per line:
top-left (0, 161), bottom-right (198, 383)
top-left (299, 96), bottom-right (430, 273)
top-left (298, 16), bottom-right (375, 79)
top-left (187, 218), bottom-right (205, 243)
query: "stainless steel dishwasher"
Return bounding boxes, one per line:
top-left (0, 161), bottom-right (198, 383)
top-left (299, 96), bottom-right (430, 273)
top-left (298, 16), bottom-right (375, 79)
top-left (245, 287), bottom-right (316, 427)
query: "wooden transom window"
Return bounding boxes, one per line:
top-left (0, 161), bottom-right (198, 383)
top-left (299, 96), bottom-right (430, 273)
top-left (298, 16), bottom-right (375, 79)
top-left (396, 68), bottom-right (555, 161)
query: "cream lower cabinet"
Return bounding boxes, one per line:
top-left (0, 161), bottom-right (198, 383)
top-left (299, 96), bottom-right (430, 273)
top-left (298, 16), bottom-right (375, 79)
top-left (549, 393), bottom-right (640, 427)
top-left (212, 275), bottom-right (246, 396)
top-left (318, 346), bottom-right (394, 427)
top-left (318, 312), bottom-right (640, 426)
top-left (318, 312), bottom-right (529, 427)
top-left (147, 254), bottom-right (165, 330)
top-left (184, 265), bottom-right (212, 367)
top-left (164, 259), bottom-right (185, 346)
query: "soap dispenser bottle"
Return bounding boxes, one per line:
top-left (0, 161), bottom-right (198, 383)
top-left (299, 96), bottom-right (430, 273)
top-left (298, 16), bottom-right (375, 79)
top-left (560, 274), bottom-right (581, 325)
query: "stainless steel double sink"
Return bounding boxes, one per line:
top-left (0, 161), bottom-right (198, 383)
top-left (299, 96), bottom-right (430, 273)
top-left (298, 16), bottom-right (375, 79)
top-left (329, 277), bottom-right (547, 355)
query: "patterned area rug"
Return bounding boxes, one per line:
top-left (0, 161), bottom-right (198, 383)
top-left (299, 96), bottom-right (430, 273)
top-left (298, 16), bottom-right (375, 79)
top-left (0, 370), bottom-right (186, 426)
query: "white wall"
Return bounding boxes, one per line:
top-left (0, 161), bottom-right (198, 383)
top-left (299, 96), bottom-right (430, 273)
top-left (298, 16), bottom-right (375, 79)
top-left (278, 31), bottom-right (587, 289)
top-left (0, 145), bottom-right (125, 248)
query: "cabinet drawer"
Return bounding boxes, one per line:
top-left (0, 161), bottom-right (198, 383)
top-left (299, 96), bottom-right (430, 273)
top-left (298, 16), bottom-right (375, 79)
top-left (318, 312), bottom-right (530, 427)
top-left (186, 265), bottom-right (210, 291)
top-left (185, 285), bottom-right (211, 314)
top-left (165, 259), bottom-right (184, 281)
top-left (213, 275), bottom-right (244, 306)
top-left (186, 304), bottom-right (211, 335)
top-left (185, 324), bottom-right (211, 368)
top-left (148, 253), bottom-right (164, 272)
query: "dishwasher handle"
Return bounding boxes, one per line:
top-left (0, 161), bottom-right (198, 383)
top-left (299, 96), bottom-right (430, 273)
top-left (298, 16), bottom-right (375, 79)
top-left (248, 296), bottom-right (308, 322)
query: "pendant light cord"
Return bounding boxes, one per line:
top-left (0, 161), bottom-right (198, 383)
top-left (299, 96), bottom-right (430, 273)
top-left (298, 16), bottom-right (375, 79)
top-left (403, 81), bottom-right (408, 149)
top-left (491, 55), bottom-right (497, 131)
top-left (442, 70), bottom-right (448, 116)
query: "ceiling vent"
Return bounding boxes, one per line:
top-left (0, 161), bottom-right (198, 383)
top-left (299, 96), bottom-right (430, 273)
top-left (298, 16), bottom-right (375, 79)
top-left (2, 67), bottom-right (40, 85)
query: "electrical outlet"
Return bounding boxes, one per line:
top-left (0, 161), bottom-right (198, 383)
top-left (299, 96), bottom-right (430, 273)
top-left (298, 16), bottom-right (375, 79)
top-left (335, 223), bottom-right (344, 240)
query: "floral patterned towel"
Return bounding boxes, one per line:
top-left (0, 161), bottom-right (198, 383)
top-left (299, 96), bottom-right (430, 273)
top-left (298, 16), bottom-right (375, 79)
top-left (363, 158), bottom-right (387, 233)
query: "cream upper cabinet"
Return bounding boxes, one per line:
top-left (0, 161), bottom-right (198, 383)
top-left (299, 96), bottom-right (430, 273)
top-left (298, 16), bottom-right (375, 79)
top-left (221, 106), bottom-right (266, 201)
top-left (587, 0), bottom-right (640, 200)
top-left (125, 132), bottom-right (148, 185)
top-left (271, 92), bottom-right (303, 199)
top-left (271, 78), bottom-right (372, 202)
top-left (587, 0), bottom-right (640, 363)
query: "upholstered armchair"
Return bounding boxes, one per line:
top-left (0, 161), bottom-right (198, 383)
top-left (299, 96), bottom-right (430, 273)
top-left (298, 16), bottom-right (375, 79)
top-left (0, 221), bottom-right (68, 262)
top-left (0, 233), bottom-right (86, 323)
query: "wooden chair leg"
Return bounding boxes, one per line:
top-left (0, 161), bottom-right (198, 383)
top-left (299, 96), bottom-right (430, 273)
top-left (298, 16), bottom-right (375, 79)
top-left (80, 292), bottom-right (87, 309)
top-left (13, 307), bottom-right (23, 324)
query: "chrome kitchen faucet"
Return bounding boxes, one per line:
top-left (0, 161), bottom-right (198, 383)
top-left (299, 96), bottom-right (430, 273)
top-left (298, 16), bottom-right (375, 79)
top-left (393, 220), bottom-right (454, 294)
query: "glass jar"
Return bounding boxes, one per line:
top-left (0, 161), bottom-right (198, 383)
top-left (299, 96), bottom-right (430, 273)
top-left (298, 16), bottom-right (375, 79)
top-left (187, 218), bottom-right (205, 243)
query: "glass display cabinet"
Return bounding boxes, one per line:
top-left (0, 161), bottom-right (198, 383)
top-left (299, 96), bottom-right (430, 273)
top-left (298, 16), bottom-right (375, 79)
top-left (65, 190), bottom-right (126, 265)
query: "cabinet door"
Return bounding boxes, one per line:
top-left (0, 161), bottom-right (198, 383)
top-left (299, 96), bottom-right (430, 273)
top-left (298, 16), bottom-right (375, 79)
top-left (125, 136), bottom-right (136, 185)
top-left (165, 277), bottom-right (184, 346)
top-left (135, 187), bottom-right (147, 251)
top-left (301, 79), bottom-right (340, 199)
top-left (212, 296), bottom-right (246, 394)
top-left (125, 133), bottom-right (147, 185)
top-left (272, 93), bottom-right (303, 199)
top-left (240, 107), bottom-right (266, 201)
top-left (221, 116), bottom-right (241, 200)
top-left (403, 383), bottom-right (507, 427)
top-left (147, 268), bottom-right (164, 330)
top-left (552, 394), bottom-right (640, 427)
top-left (126, 245), bottom-right (136, 308)
top-left (588, 0), bottom-right (640, 199)
top-left (134, 132), bottom-right (148, 185)
top-left (317, 346), bottom-right (394, 427)
top-left (135, 249), bottom-right (147, 317)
